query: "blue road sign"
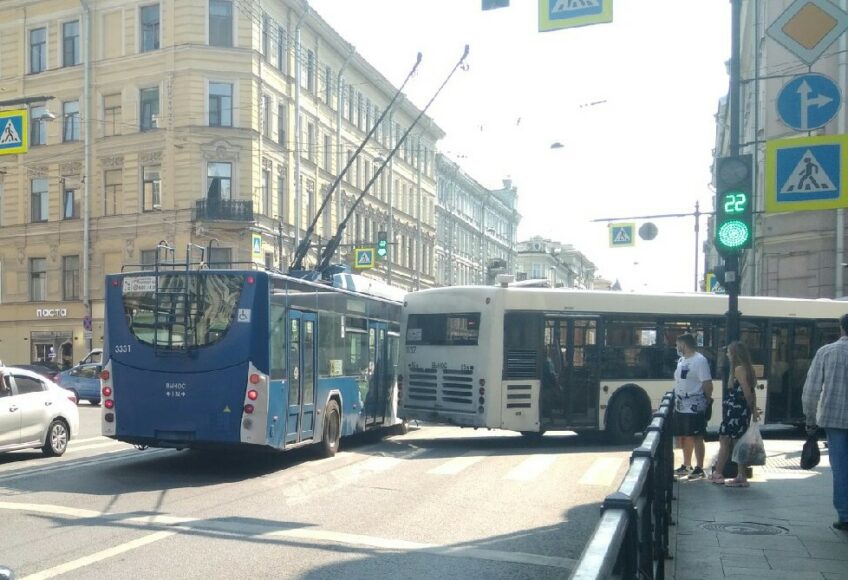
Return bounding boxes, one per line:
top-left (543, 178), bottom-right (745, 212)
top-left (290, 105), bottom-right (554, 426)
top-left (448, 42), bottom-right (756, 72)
top-left (539, 0), bottom-right (613, 32)
top-left (777, 73), bottom-right (842, 132)
top-left (0, 109), bottom-right (28, 155)
top-left (609, 222), bottom-right (635, 247)
top-left (776, 143), bottom-right (840, 203)
top-left (354, 247), bottom-right (374, 269)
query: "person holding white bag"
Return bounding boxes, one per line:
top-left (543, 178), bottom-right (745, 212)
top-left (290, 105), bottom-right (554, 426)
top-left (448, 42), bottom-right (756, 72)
top-left (711, 341), bottom-right (760, 487)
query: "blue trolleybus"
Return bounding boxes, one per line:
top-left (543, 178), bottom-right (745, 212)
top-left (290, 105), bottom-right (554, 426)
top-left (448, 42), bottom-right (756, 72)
top-left (101, 254), bottom-right (404, 457)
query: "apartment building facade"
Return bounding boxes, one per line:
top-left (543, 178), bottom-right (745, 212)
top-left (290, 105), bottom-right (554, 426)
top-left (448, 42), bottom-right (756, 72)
top-left (514, 236), bottom-right (596, 289)
top-left (710, 0), bottom-right (848, 299)
top-left (0, 0), bottom-right (442, 365)
top-left (434, 154), bottom-right (521, 286)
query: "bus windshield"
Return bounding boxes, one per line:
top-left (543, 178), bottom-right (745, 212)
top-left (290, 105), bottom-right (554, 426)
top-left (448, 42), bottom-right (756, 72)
top-left (405, 313), bottom-right (480, 346)
top-left (121, 273), bottom-right (243, 349)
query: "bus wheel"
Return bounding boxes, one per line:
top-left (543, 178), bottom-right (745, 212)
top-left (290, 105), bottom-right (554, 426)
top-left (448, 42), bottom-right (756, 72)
top-left (394, 419), bottom-right (410, 436)
top-left (319, 400), bottom-right (341, 458)
top-left (607, 392), bottom-right (642, 444)
top-left (520, 431), bottom-right (544, 445)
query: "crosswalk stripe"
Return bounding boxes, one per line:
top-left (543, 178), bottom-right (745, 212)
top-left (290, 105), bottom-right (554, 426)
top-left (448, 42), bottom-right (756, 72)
top-left (578, 457), bottom-right (624, 486)
top-left (69, 436), bottom-right (109, 446)
top-left (67, 441), bottom-right (129, 454)
top-left (504, 455), bottom-right (557, 482)
top-left (427, 451), bottom-right (493, 475)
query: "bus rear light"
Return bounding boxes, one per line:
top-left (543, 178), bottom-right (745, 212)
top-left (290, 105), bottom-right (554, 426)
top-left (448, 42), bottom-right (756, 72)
top-left (247, 389), bottom-right (258, 401)
top-left (479, 379), bottom-right (486, 387)
top-left (104, 413), bottom-right (115, 423)
top-left (249, 374), bottom-right (261, 385)
top-left (100, 370), bottom-right (110, 380)
top-left (478, 396), bottom-right (485, 405)
top-left (244, 404), bottom-right (255, 414)
top-left (478, 405), bottom-right (484, 414)
top-left (112, 279), bottom-right (120, 287)
top-left (247, 275), bottom-right (255, 284)
top-left (102, 386), bottom-right (113, 397)
top-left (479, 387), bottom-right (485, 395)
top-left (104, 399), bottom-right (115, 409)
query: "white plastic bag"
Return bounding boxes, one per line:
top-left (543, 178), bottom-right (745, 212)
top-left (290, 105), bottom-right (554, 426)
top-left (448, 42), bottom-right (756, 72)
top-left (732, 421), bottom-right (766, 466)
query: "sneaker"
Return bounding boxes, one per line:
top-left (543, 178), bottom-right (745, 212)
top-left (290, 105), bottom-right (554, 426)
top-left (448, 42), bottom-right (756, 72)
top-left (674, 464), bottom-right (691, 476)
top-left (688, 467), bottom-right (706, 480)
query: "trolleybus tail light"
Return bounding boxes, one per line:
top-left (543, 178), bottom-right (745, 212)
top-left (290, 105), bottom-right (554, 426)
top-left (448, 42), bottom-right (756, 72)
top-left (100, 369), bottom-right (110, 381)
top-left (247, 389), bottom-right (258, 401)
top-left (478, 396), bottom-right (485, 405)
top-left (244, 404), bottom-right (255, 414)
top-left (249, 374), bottom-right (261, 385)
top-left (104, 399), bottom-right (115, 409)
top-left (112, 279), bottom-right (120, 287)
top-left (102, 386), bottom-right (113, 397)
top-left (479, 379), bottom-right (486, 387)
top-left (247, 275), bottom-right (255, 285)
top-left (104, 413), bottom-right (114, 423)
top-left (478, 387), bottom-right (485, 396)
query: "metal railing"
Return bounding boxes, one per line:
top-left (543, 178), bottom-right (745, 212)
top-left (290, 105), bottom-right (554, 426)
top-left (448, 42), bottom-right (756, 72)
top-left (570, 392), bottom-right (675, 580)
top-left (194, 198), bottom-right (254, 221)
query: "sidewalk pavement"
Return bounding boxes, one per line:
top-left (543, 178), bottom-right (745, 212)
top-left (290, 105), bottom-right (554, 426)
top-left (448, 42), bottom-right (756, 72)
top-left (670, 438), bottom-right (848, 580)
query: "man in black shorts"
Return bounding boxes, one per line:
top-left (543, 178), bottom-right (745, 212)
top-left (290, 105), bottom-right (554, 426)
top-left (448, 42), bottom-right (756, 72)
top-left (672, 333), bottom-right (714, 479)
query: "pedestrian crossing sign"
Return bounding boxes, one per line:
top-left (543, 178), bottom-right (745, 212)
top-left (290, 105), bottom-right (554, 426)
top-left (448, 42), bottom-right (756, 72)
top-left (251, 233), bottom-right (262, 259)
top-left (0, 109), bottom-right (28, 155)
top-left (354, 247), bottom-right (375, 269)
top-left (766, 134), bottom-right (848, 212)
top-left (609, 222), bottom-right (635, 247)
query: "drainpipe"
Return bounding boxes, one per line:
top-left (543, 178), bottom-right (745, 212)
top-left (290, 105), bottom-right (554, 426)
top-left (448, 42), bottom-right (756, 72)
top-left (293, 5), bottom-right (310, 252)
top-left (335, 47), bottom-right (354, 242)
top-left (81, 0), bottom-right (92, 352)
top-left (837, 0), bottom-right (847, 297)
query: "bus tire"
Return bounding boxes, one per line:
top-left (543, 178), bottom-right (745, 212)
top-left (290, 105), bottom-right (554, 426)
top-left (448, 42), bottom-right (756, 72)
top-left (319, 400), bottom-right (341, 458)
top-left (394, 419), bottom-right (410, 436)
top-left (520, 431), bottom-right (544, 444)
top-left (607, 392), bottom-right (643, 444)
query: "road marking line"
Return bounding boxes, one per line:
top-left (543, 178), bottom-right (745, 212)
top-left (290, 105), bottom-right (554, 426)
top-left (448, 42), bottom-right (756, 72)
top-left (19, 531), bottom-right (175, 580)
top-left (66, 441), bottom-right (130, 454)
top-left (578, 457), bottom-right (624, 486)
top-left (3, 501), bottom-right (574, 573)
top-left (504, 455), bottom-right (557, 481)
top-left (264, 528), bottom-right (574, 569)
top-left (427, 451), bottom-right (493, 475)
top-left (69, 436), bottom-right (109, 446)
top-left (0, 449), bottom-right (165, 485)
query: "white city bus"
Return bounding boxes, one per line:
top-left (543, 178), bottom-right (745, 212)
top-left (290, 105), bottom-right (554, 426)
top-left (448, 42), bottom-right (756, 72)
top-left (398, 282), bottom-right (846, 441)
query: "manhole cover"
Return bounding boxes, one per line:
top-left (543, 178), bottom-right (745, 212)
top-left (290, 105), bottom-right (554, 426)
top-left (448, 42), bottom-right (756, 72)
top-left (701, 522), bottom-right (787, 535)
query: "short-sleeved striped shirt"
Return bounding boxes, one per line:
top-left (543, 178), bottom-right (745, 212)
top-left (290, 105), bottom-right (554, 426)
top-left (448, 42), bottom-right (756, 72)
top-left (802, 336), bottom-right (848, 429)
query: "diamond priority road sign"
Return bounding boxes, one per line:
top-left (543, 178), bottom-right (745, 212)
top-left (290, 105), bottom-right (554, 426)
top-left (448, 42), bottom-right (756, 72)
top-left (766, 0), bottom-right (848, 65)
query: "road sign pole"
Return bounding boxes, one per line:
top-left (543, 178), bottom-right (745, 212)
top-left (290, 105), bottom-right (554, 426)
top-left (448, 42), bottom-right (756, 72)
top-left (727, 0), bottom-right (742, 345)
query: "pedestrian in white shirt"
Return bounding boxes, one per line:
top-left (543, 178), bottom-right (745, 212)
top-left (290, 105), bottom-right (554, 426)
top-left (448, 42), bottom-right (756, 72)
top-left (672, 333), bottom-right (714, 480)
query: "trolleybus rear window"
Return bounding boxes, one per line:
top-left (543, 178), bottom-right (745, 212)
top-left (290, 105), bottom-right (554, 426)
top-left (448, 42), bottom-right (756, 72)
top-left (406, 313), bottom-right (480, 346)
top-left (121, 274), bottom-right (243, 348)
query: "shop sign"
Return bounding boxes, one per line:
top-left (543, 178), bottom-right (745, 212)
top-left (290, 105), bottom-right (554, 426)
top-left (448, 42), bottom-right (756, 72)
top-left (36, 308), bottom-right (69, 318)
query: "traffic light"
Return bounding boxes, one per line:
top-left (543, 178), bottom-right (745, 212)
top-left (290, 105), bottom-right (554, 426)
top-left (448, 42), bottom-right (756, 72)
top-left (376, 231), bottom-right (388, 259)
top-left (714, 155), bottom-right (753, 256)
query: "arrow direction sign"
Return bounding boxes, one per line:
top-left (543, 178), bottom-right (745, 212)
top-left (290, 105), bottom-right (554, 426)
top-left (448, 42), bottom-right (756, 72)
top-left (777, 73), bottom-right (842, 132)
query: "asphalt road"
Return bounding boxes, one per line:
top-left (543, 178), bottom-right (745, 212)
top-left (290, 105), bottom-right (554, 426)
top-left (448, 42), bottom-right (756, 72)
top-left (0, 406), bottom-right (635, 579)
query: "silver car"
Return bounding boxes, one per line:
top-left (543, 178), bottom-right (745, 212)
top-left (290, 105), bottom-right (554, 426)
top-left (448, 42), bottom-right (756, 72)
top-left (0, 366), bottom-right (80, 457)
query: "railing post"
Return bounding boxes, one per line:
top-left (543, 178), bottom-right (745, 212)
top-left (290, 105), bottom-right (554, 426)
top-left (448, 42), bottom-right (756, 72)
top-left (601, 492), bottom-right (638, 579)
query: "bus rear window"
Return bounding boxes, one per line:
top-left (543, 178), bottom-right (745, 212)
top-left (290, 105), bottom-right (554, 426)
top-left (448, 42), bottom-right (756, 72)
top-left (406, 313), bottom-right (480, 346)
top-left (121, 274), bottom-right (243, 349)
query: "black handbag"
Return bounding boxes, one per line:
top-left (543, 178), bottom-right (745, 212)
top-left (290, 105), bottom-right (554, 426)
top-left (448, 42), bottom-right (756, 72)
top-left (801, 433), bottom-right (820, 470)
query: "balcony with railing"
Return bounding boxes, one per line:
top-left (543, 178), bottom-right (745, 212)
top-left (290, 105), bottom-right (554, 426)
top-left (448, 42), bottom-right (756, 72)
top-left (194, 198), bottom-right (254, 221)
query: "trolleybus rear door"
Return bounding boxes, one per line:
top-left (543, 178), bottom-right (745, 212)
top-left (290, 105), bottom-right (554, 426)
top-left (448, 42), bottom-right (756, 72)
top-left (365, 322), bottom-right (389, 426)
top-left (286, 311), bottom-right (317, 443)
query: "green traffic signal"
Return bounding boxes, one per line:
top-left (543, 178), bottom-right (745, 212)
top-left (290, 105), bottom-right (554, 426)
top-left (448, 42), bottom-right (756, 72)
top-left (376, 231), bottom-right (388, 259)
top-left (714, 156), bottom-right (753, 255)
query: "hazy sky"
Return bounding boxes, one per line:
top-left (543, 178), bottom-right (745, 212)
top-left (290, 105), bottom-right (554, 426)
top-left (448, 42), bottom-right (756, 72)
top-left (309, 0), bottom-right (731, 292)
